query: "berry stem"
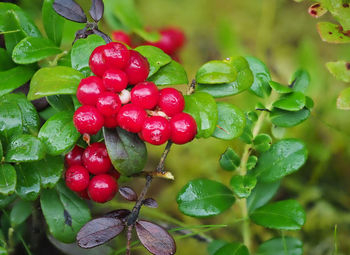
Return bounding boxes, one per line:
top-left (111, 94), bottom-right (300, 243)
top-left (156, 141), bottom-right (173, 173)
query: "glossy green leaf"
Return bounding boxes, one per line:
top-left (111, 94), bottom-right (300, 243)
top-left (214, 242), bottom-right (249, 255)
top-left (15, 163), bottom-right (41, 201)
top-left (326, 60), bottom-right (350, 82)
top-left (317, 22), bottom-right (350, 43)
top-left (38, 111), bottom-right (80, 156)
top-left (0, 164), bottom-right (16, 195)
top-left (135, 46), bottom-right (172, 77)
top-left (273, 92), bottom-right (305, 111)
top-left (42, 0), bottom-right (65, 46)
top-left (0, 194), bottom-right (16, 209)
top-left (195, 60), bottom-right (237, 84)
top-left (246, 156), bottom-right (258, 170)
top-left (269, 81), bottom-right (293, 94)
top-left (10, 200), bottom-right (32, 227)
top-left (219, 147), bottom-right (240, 171)
top-left (230, 175), bottom-right (257, 198)
top-left (246, 56), bottom-right (271, 98)
top-left (176, 178), bottom-right (235, 217)
top-left (0, 101), bottom-right (22, 145)
top-left (1, 11), bottom-right (26, 54)
top-left (47, 95), bottom-right (74, 112)
top-left (103, 127), bottom-right (147, 176)
top-left (250, 200), bottom-right (306, 230)
top-left (208, 240), bottom-right (229, 255)
top-left (28, 66), bottom-right (84, 100)
top-left (337, 87), bottom-right (350, 110)
top-left (252, 139), bottom-right (307, 182)
top-left (40, 181), bottom-right (91, 243)
top-left (148, 61), bottom-right (188, 86)
top-left (5, 134), bottom-right (45, 163)
top-left (212, 102), bottom-right (245, 140)
top-left (0, 65), bottom-right (35, 97)
top-left (39, 106), bottom-right (58, 121)
top-left (253, 134), bottom-right (272, 153)
top-left (71, 35), bottom-right (105, 71)
top-left (184, 92), bottom-right (218, 138)
top-left (239, 117), bottom-right (253, 144)
top-left (12, 37), bottom-right (61, 64)
top-left (247, 180), bottom-right (280, 214)
top-left (0, 48), bottom-right (15, 71)
top-left (289, 69), bottom-right (310, 93)
top-left (0, 140), bottom-right (2, 158)
top-left (270, 108), bottom-right (310, 127)
top-left (256, 237), bottom-right (303, 255)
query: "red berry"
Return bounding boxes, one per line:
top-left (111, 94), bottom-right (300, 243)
top-left (108, 168), bottom-right (121, 181)
top-left (146, 28), bottom-right (185, 55)
top-left (74, 105), bottom-right (104, 135)
top-left (89, 45), bottom-right (109, 77)
top-left (102, 69), bottom-right (128, 92)
top-left (77, 189), bottom-right (90, 200)
top-left (131, 82), bottom-right (159, 109)
top-left (117, 104), bottom-right (147, 133)
top-left (77, 76), bottom-right (105, 106)
top-left (88, 174), bottom-right (118, 203)
top-left (104, 114), bottom-right (118, 128)
top-left (65, 165), bottom-right (90, 192)
top-left (102, 42), bottom-right (130, 70)
top-left (141, 116), bottom-right (171, 145)
top-left (124, 50), bottom-right (149, 85)
top-left (65, 145), bottom-right (84, 167)
top-left (158, 88), bottom-right (185, 117)
top-left (96, 92), bottom-right (122, 116)
top-left (83, 142), bottom-right (112, 175)
top-left (112, 31), bottom-right (132, 46)
top-left (170, 112), bottom-right (197, 144)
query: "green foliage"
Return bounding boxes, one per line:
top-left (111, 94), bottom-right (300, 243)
top-left (230, 175), bottom-right (257, 198)
top-left (214, 242), bottom-right (249, 255)
top-left (0, 66), bottom-right (35, 97)
top-left (42, 0), bottom-right (65, 46)
top-left (256, 237), bottom-right (303, 255)
top-left (247, 181), bottom-right (281, 213)
top-left (196, 60), bottom-right (237, 84)
top-left (272, 92), bottom-right (305, 111)
top-left (10, 200), bottom-right (32, 227)
top-left (252, 134), bottom-right (272, 153)
top-left (246, 56), bottom-right (271, 98)
top-left (15, 163), bottom-right (41, 201)
top-left (337, 87), bottom-right (350, 110)
top-left (0, 164), bottom-right (16, 196)
top-left (148, 61), bottom-right (188, 86)
top-left (326, 60), bottom-right (350, 82)
top-left (270, 108), bottom-right (310, 127)
top-left (219, 147), bottom-right (241, 171)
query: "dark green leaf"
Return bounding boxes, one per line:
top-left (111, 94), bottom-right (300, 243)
top-left (0, 101), bottom-right (22, 145)
top-left (0, 140), bottom-right (2, 158)
top-left (246, 156), bottom-right (257, 170)
top-left (208, 240), bottom-right (229, 255)
top-left (273, 92), bottom-right (305, 111)
top-left (176, 178), bottom-right (235, 217)
top-left (250, 200), bottom-right (306, 230)
top-left (317, 22), bottom-right (350, 43)
top-left (15, 163), bottom-right (41, 201)
top-left (0, 66), bottom-right (35, 97)
top-left (195, 60), bottom-right (237, 84)
top-left (0, 193), bottom-right (16, 209)
top-left (0, 164), bottom-right (16, 195)
top-left (212, 102), bottom-right (245, 140)
top-left (246, 56), bottom-right (271, 98)
top-left (214, 242), bottom-right (249, 255)
top-left (148, 61), bottom-right (188, 86)
top-left (28, 66), bottom-right (84, 100)
top-left (270, 108), bottom-right (310, 127)
top-left (253, 134), bottom-right (272, 153)
top-left (10, 200), bottom-right (32, 227)
top-left (256, 237), bottom-right (303, 255)
top-left (289, 69), bottom-right (310, 93)
top-left (47, 95), bottom-right (74, 112)
top-left (1, 12), bottom-right (26, 54)
top-left (42, 0), bottom-right (65, 46)
top-left (305, 96), bottom-right (314, 109)
top-left (103, 127), bottom-right (147, 176)
top-left (239, 117), bottom-right (253, 144)
top-left (269, 81), bottom-right (293, 94)
top-left (230, 175), bottom-right (257, 198)
top-left (0, 48), bottom-right (15, 71)
top-left (247, 180), bottom-right (280, 214)
top-left (39, 106), bottom-right (58, 121)
top-left (219, 147), bottom-right (240, 171)
top-left (337, 87), bottom-right (350, 110)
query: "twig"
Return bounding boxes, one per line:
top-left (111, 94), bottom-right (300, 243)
top-left (126, 225), bottom-right (133, 255)
top-left (156, 141), bottom-right (173, 173)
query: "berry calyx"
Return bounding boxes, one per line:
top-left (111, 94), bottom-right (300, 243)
top-left (96, 92), bottom-right (122, 116)
top-left (77, 76), bottom-right (105, 106)
top-left (102, 69), bottom-right (128, 93)
top-left (82, 142), bottom-right (112, 175)
top-left (89, 45), bottom-right (108, 77)
top-left (170, 112), bottom-right (197, 144)
top-left (65, 165), bottom-right (90, 192)
top-left (102, 42), bottom-right (130, 70)
top-left (124, 50), bottom-right (150, 85)
top-left (73, 105), bottom-right (104, 135)
top-left (141, 116), bottom-right (171, 145)
top-left (158, 88), bottom-right (185, 117)
top-left (65, 145), bottom-right (84, 167)
top-left (131, 82), bottom-right (159, 109)
top-left (112, 31), bottom-right (132, 46)
top-left (88, 174), bottom-right (118, 203)
top-left (117, 104), bottom-right (147, 133)
top-left (104, 114), bottom-right (118, 128)
top-left (119, 89), bottom-right (131, 104)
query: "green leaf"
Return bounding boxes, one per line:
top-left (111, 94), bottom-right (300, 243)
top-left (184, 92), bottom-right (218, 138)
top-left (289, 69), bottom-right (310, 93)
top-left (239, 117), bottom-right (253, 144)
top-left (250, 200), bottom-right (306, 230)
top-left (195, 60), bottom-right (237, 84)
top-left (148, 61), bottom-right (188, 86)
top-left (219, 147), bottom-right (240, 171)
top-left (252, 139), bottom-right (307, 182)
top-left (246, 156), bottom-right (258, 170)
top-left (0, 194), bottom-right (16, 209)
top-left (0, 247), bottom-right (7, 255)
top-left (270, 108), bottom-right (310, 127)
top-left (247, 180), bottom-right (280, 214)
top-left (1, 11), bottom-right (26, 54)
top-left (0, 65), bottom-right (35, 97)
top-left (321, 1), bottom-right (350, 30)
top-left (317, 22), bottom-right (350, 43)
top-left (208, 240), bottom-right (229, 255)
top-left (176, 178), bottom-right (235, 217)
top-left (28, 66), bottom-right (84, 100)
top-left (103, 127), bottom-right (147, 176)
top-left (42, 0), bottom-right (65, 46)
top-left (253, 134), bottom-right (272, 153)
top-left (214, 242), bottom-right (249, 255)
top-left (47, 95), bottom-right (74, 112)
top-left (256, 237), bottom-right (303, 255)
top-left (337, 87), bottom-right (350, 110)
top-left (10, 200), bottom-right (32, 227)
top-left (38, 111), bottom-right (80, 156)
top-left (269, 81), bottom-right (293, 94)
top-left (0, 164), bottom-right (16, 195)
top-left (15, 163), bottom-right (41, 201)
top-left (246, 56), bottom-right (271, 98)
top-left (0, 140), bottom-right (2, 158)
top-left (0, 101), bottom-right (22, 145)
top-left (212, 102), bottom-right (245, 140)
top-left (0, 48), bottom-right (15, 71)
top-left (40, 181), bottom-right (91, 243)
top-left (273, 92), bottom-right (305, 111)
top-left (230, 175), bottom-right (257, 198)
top-left (71, 35), bottom-right (105, 71)
top-left (326, 60), bottom-right (350, 82)
top-left (135, 46), bottom-right (172, 77)
top-left (12, 37), bottom-right (61, 64)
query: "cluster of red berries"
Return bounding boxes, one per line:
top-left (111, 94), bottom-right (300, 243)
top-left (64, 143), bottom-right (120, 203)
top-left (73, 42), bottom-right (197, 145)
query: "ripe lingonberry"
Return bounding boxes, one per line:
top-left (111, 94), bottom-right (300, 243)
top-left (124, 50), bottom-right (150, 85)
top-left (102, 69), bottom-right (128, 93)
top-left (104, 114), bottom-right (118, 128)
top-left (77, 76), bottom-right (105, 106)
top-left (89, 45), bottom-right (108, 77)
top-left (65, 165), bottom-right (90, 192)
top-left (119, 89), bottom-right (131, 104)
top-left (112, 31), bottom-right (132, 46)
top-left (158, 88), bottom-right (185, 117)
top-left (117, 104), bottom-right (147, 133)
top-left (96, 92), bottom-right (122, 116)
top-left (88, 174), bottom-right (118, 203)
top-left (102, 42), bottom-right (130, 70)
top-left (74, 105), bottom-right (104, 135)
top-left (82, 142), bottom-right (112, 175)
top-left (141, 116), bottom-right (171, 145)
top-left (65, 145), bottom-right (84, 167)
top-left (131, 82), bottom-right (159, 109)
top-left (170, 112), bottom-right (197, 144)
top-left (147, 28), bottom-right (185, 55)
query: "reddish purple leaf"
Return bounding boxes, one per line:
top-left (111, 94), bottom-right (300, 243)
top-left (119, 186), bottom-right (138, 201)
top-left (308, 3), bottom-right (327, 18)
top-left (136, 220), bottom-right (176, 255)
top-left (77, 217), bottom-right (124, 248)
top-left (53, 0), bottom-right (87, 23)
top-left (89, 0), bottom-right (104, 22)
top-left (143, 198), bottom-right (158, 208)
top-left (104, 209), bottom-right (131, 221)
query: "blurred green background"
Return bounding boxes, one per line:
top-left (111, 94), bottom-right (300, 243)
top-left (15, 0), bottom-right (350, 254)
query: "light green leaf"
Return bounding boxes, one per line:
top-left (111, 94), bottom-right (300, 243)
top-left (230, 175), bottom-right (257, 198)
top-left (269, 81), bottom-right (293, 94)
top-left (0, 48), bottom-right (15, 71)
top-left (148, 61), bottom-right (188, 86)
top-left (0, 101), bottom-right (22, 145)
top-left (246, 56), bottom-right (271, 98)
top-left (273, 92), bottom-right (305, 111)
top-left (195, 60), bottom-right (237, 84)
top-left (253, 134), bottom-right (272, 153)
top-left (10, 200), bottom-right (32, 227)
top-left (326, 60), bottom-right (350, 82)
top-left (256, 237), bottom-right (303, 255)
top-left (337, 87), bottom-right (350, 110)
top-left (0, 164), bottom-right (16, 195)
top-left (289, 69), bottom-right (310, 93)
top-left (42, 0), bottom-right (65, 46)
top-left (0, 66), bottom-right (35, 97)
top-left (317, 22), bottom-right (350, 44)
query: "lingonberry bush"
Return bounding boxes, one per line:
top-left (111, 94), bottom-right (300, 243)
top-left (0, 0), bottom-right (315, 255)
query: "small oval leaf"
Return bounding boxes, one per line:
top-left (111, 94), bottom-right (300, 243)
top-left (89, 0), bottom-right (104, 22)
top-left (53, 0), bottom-right (87, 23)
top-left (15, 163), bottom-right (41, 201)
top-left (337, 87), bottom-right (350, 110)
top-left (10, 200), bottom-right (32, 227)
top-left (219, 147), bottom-right (241, 171)
top-left (230, 175), bottom-right (257, 199)
top-left (0, 164), bottom-right (17, 195)
top-left (317, 22), bottom-right (350, 44)
top-left (196, 60), bottom-right (237, 84)
top-left (148, 61), bottom-right (188, 86)
top-left (119, 186), bottom-right (138, 201)
top-left (256, 237), bottom-right (303, 255)
top-left (246, 56), bottom-right (271, 98)
top-left (143, 198), bottom-right (158, 208)
top-left (270, 108), bottom-right (310, 127)
top-left (214, 242), bottom-right (249, 255)
top-left (0, 66), bottom-right (35, 97)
